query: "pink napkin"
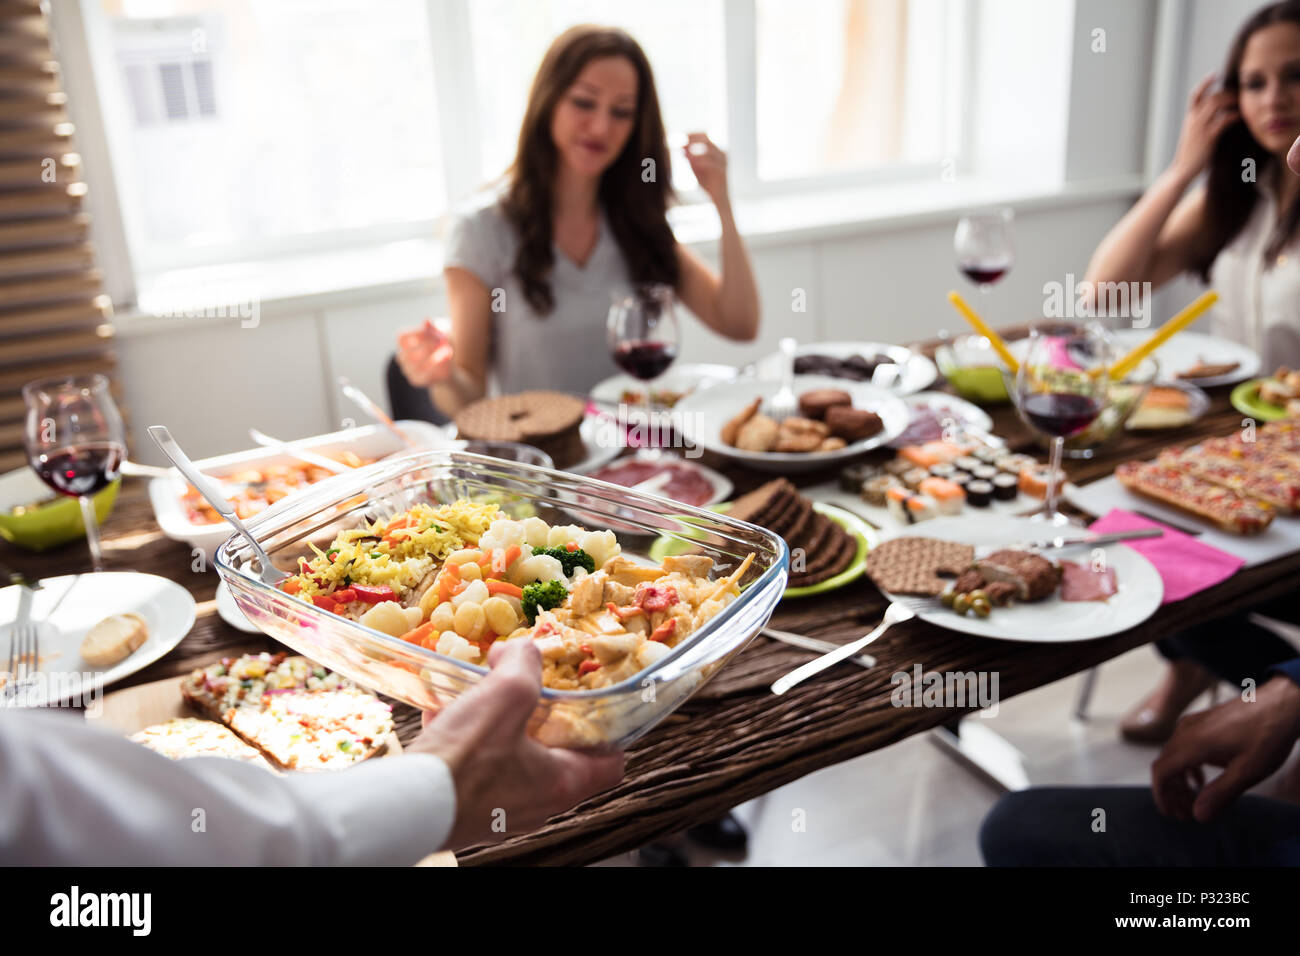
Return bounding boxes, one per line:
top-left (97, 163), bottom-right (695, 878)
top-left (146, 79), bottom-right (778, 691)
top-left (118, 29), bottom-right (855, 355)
top-left (1088, 509), bottom-right (1244, 604)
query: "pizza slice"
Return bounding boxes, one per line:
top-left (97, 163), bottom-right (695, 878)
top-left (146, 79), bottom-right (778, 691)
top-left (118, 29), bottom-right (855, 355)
top-left (1116, 461), bottom-right (1275, 535)
top-left (131, 717), bottom-right (276, 771)
top-left (180, 652), bottom-right (394, 771)
top-left (1158, 448), bottom-right (1300, 513)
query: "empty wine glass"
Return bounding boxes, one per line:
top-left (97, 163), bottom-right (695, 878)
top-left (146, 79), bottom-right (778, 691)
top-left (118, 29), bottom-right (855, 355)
top-left (607, 284), bottom-right (680, 455)
top-left (1014, 322), bottom-right (1111, 525)
top-left (955, 208), bottom-right (1015, 294)
top-left (23, 374), bottom-right (126, 572)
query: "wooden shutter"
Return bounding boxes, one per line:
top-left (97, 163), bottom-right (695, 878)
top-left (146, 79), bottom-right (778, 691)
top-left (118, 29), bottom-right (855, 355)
top-left (0, 0), bottom-right (118, 472)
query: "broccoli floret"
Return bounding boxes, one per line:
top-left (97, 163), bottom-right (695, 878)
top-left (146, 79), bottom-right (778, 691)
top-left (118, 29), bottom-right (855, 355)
top-left (536, 546), bottom-right (596, 577)
top-left (521, 580), bottom-right (568, 626)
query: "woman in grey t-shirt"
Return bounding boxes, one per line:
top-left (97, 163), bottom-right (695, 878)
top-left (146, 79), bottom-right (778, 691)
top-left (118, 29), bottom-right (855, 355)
top-left (395, 24), bottom-right (760, 412)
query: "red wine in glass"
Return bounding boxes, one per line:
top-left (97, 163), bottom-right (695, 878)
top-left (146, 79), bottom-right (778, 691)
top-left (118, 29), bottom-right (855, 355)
top-left (34, 441), bottom-right (124, 497)
top-left (613, 340), bottom-right (678, 381)
top-left (1021, 393), bottom-right (1102, 437)
top-left (960, 263), bottom-right (1008, 286)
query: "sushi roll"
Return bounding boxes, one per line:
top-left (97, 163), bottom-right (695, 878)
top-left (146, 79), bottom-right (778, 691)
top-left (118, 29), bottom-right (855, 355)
top-left (861, 474), bottom-right (901, 507)
top-left (992, 472), bottom-right (1019, 501)
top-left (972, 464), bottom-right (998, 482)
top-left (953, 455), bottom-right (982, 474)
top-left (996, 453), bottom-right (1038, 475)
top-left (884, 457), bottom-right (914, 477)
top-left (966, 479), bottom-right (994, 508)
top-left (972, 446), bottom-right (1002, 464)
top-left (918, 477), bottom-right (966, 515)
top-left (840, 462), bottom-right (878, 493)
top-left (949, 470), bottom-right (972, 488)
top-left (887, 485), bottom-right (938, 524)
top-left (929, 462), bottom-right (958, 480)
top-left (1018, 466), bottom-right (1067, 499)
top-left (901, 467), bottom-right (930, 490)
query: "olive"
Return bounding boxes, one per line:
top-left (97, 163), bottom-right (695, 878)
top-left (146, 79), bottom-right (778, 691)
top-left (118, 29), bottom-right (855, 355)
top-left (971, 597), bottom-right (992, 618)
top-left (969, 589), bottom-right (988, 604)
top-left (940, 589), bottom-right (956, 608)
top-left (952, 593), bottom-right (972, 615)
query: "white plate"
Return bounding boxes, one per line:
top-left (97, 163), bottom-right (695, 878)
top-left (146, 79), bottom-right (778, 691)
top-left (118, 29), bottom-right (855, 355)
top-left (875, 515), bottom-right (1163, 643)
top-left (590, 363), bottom-right (739, 408)
top-left (675, 375), bottom-right (911, 473)
top-left (148, 419), bottom-right (454, 562)
top-left (0, 572), bottom-right (196, 707)
top-left (753, 341), bottom-right (938, 396)
top-left (1110, 329), bottom-right (1260, 387)
top-left (215, 579), bottom-right (259, 633)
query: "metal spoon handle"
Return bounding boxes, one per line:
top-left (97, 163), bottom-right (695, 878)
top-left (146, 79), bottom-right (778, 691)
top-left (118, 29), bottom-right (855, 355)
top-left (148, 426), bottom-right (281, 579)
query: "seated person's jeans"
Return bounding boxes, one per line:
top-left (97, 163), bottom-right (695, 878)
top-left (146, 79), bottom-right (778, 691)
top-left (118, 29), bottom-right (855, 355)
top-left (1156, 591), bottom-right (1300, 686)
top-left (981, 787), bottom-right (1300, 866)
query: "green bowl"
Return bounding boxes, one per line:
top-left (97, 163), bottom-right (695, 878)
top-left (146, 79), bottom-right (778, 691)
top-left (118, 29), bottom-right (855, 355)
top-left (935, 336), bottom-right (1011, 403)
top-left (0, 467), bottom-right (121, 551)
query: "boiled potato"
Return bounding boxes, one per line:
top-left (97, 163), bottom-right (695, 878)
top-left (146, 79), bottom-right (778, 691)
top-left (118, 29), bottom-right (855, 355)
top-left (359, 601), bottom-right (410, 637)
top-left (453, 601), bottom-right (487, 640)
top-left (482, 596), bottom-right (517, 636)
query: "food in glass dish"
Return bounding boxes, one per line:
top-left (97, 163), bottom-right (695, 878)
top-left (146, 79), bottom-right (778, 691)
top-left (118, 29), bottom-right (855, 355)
top-left (179, 451), bottom-right (374, 524)
top-left (277, 499), bottom-right (753, 692)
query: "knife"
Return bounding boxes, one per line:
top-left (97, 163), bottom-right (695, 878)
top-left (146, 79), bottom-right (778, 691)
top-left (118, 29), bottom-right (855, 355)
top-left (1013, 528), bottom-right (1165, 552)
top-left (761, 627), bottom-right (877, 669)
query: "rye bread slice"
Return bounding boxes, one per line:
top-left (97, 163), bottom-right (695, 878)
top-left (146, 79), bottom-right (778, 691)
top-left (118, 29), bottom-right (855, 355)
top-left (780, 497), bottom-right (816, 545)
top-left (791, 511), bottom-right (835, 558)
top-left (727, 479), bottom-right (795, 528)
top-left (789, 529), bottom-right (857, 586)
top-left (791, 523), bottom-right (851, 576)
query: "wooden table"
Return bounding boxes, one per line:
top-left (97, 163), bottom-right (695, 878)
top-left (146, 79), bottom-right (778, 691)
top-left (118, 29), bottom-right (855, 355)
top-left (5, 377), bottom-right (1297, 867)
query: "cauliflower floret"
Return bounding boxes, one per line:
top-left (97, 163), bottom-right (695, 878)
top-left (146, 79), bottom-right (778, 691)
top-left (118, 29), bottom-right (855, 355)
top-left (546, 524), bottom-right (588, 549)
top-left (509, 553), bottom-right (566, 587)
top-left (436, 631), bottom-right (480, 662)
top-left (579, 529), bottom-right (621, 569)
top-left (452, 578), bottom-right (489, 607)
top-left (522, 516), bottom-right (551, 550)
top-left (479, 518), bottom-right (526, 554)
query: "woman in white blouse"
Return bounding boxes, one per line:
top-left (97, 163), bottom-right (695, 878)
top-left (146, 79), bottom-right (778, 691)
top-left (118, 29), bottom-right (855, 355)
top-left (1084, 1), bottom-right (1300, 743)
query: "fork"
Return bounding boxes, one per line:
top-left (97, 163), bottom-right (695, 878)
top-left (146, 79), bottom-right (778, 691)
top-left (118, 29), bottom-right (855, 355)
top-left (5, 619), bottom-right (38, 697)
top-left (766, 336), bottom-right (799, 422)
top-left (771, 602), bottom-right (915, 695)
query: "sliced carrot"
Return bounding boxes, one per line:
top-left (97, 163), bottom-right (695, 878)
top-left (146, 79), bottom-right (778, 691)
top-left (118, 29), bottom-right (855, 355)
top-left (400, 621), bottom-right (436, 646)
top-left (565, 541), bottom-right (579, 552)
top-left (452, 580), bottom-right (469, 596)
top-left (485, 580), bottom-right (523, 598)
top-left (493, 545), bottom-right (522, 576)
top-left (281, 579), bottom-right (301, 595)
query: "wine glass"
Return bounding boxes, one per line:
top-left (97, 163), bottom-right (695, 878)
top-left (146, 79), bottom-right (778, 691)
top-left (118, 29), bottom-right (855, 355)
top-left (955, 208), bottom-right (1015, 294)
top-left (23, 374), bottom-right (126, 572)
top-left (1014, 322), bottom-right (1111, 525)
top-left (607, 284), bottom-right (680, 456)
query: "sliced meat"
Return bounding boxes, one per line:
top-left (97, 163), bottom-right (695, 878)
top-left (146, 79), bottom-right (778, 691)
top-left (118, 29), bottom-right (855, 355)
top-left (1059, 560), bottom-right (1118, 602)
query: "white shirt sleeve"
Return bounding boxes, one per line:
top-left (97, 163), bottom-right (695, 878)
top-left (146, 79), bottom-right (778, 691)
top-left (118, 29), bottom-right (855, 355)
top-left (0, 707), bottom-right (456, 866)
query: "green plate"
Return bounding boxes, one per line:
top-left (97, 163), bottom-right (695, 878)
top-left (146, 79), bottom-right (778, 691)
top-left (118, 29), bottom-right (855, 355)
top-left (1230, 379), bottom-right (1290, 422)
top-left (648, 500), bottom-right (877, 599)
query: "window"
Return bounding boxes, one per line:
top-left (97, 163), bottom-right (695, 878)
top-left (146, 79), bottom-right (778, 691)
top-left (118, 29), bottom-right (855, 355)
top-left (753, 0), bottom-right (961, 185)
top-left (83, 0), bottom-right (445, 278)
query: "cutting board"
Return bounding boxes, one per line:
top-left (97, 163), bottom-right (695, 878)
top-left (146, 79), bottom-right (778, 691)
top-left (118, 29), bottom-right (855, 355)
top-left (94, 676), bottom-right (456, 867)
top-left (1066, 476), bottom-right (1300, 568)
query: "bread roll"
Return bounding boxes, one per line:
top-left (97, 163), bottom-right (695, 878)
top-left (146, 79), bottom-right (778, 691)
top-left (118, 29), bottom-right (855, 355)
top-left (80, 613), bottom-right (148, 667)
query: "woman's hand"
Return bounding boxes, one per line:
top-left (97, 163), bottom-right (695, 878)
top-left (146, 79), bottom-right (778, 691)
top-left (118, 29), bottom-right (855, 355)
top-left (1169, 73), bottom-right (1239, 182)
top-left (408, 639), bottom-right (625, 849)
top-left (684, 132), bottom-right (731, 208)
top-left (395, 318), bottom-right (455, 387)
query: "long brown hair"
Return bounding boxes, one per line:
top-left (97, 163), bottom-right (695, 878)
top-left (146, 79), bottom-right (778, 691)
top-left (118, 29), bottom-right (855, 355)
top-left (1191, 0), bottom-right (1300, 281)
top-left (501, 25), bottom-right (679, 315)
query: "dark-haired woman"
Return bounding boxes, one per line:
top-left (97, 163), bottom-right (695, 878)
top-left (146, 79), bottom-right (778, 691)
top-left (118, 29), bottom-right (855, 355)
top-left (396, 25), bottom-right (759, 413)
top-left (1082, 2), bottom-right (1300, 748)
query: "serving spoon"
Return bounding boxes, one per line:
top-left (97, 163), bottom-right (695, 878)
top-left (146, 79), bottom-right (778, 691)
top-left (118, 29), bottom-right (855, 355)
top-left (148, 426), bottom-right (287, 586)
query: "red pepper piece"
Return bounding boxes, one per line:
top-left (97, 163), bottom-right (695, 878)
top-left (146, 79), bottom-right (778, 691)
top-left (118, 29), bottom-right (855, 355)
top-left (330, 588), bottom-right (357, 605)
top-left (311, 595), bottom-right (337, 613)
top-left (649, 618), bottom-right (677, 643)
top-left (635, 583), bottom-right (679, 613)
top-left (350, 584), bottom-right (396, 604)
top-left (578, 660), bottom-right (601, 676)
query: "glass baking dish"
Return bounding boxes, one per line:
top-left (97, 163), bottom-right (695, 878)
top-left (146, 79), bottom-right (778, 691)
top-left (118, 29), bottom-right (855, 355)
top-left (214, 450), bottom-right (788, 749)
